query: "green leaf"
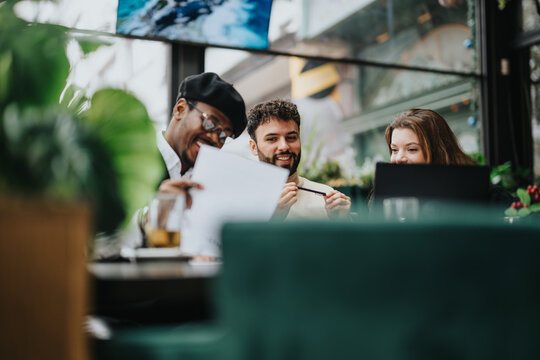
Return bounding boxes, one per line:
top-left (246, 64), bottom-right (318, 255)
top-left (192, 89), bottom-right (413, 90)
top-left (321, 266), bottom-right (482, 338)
top-left (517, 188), bottom-right (531, 205)
top-left (517, 208), bottom-right (531, 217)
top-left (0, 106), bottom-right (90, 200)
top-left (59, 84), bottom-right (89, 114)
top-left (84, 89), bottom-right (162, 230)
top-left (504, 208), bottom-right (518, 217)
top-left (76, 36), bottom-right (112, 55)
top-left (0, 51), bottom-right (12, 106)
top-left (530, 203), bottom-right (540, 212)
top-left (0, 15), bottom-right (70, 110)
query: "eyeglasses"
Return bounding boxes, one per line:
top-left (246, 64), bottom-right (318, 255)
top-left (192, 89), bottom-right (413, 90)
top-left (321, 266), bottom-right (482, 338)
top-left (187, 101), bottom-right (233, 145)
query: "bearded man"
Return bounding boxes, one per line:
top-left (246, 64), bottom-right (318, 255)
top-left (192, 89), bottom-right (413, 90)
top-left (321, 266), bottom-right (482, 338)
top-left (247, 99), bottom-right (351, 220)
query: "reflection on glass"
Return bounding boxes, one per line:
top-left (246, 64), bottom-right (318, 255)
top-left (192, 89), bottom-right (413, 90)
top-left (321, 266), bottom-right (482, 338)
top-left (15, 0), bottom-right (117, 32)
top-left (18, 0), bottom-right (476, 73)
top-left (268, 0), bottom-right (476, 72)
top-left (63, 35), bottom-right (170, 128)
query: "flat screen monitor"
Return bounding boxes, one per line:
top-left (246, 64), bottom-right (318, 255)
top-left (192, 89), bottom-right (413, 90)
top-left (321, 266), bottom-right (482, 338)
top-left (116, 0), bottom-right (274, 49)
top-left (372, 162), bottom-right (491, 204)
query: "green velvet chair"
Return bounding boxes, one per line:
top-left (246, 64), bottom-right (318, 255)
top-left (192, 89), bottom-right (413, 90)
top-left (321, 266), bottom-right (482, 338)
top-left (217, 218), bottom-right (540, 360)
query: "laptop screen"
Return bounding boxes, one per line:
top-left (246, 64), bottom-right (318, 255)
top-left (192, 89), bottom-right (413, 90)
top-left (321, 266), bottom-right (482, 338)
top-left (372, 162), bottom-right (491, 204)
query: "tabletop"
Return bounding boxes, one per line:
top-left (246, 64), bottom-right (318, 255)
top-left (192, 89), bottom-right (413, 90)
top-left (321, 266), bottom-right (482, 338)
top-left (89, 260), bottom-right (221, 280)
top-left (88, 260), bottom-right (221, 325)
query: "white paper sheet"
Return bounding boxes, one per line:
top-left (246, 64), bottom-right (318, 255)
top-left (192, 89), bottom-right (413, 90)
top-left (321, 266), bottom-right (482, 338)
top-left (180, 145), bottom-right (288, 257)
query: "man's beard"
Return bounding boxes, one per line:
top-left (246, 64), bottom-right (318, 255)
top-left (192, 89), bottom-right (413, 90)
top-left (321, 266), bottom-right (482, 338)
top-left (257, 147), bottom-right (301, 175)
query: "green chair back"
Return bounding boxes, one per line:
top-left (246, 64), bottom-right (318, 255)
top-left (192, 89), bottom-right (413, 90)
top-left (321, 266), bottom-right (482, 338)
top-left (218, 220), bottom-right (540, 360)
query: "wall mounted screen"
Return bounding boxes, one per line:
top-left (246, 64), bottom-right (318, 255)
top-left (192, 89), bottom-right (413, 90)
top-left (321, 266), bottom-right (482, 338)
top-left (116, 0), bottom-right (273, 49)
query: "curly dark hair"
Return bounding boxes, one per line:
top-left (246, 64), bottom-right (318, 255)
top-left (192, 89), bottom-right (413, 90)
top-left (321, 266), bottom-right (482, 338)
top-left (247, 99), bottom-right (301, 141)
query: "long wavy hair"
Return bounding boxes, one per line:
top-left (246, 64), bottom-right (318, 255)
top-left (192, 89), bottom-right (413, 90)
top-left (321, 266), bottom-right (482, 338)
top-left (384, 108), bottom-right (476, 165)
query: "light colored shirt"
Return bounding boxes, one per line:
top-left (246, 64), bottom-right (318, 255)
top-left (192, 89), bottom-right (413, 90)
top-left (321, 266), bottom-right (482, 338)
top-left (118, 131), bottom-right (191, 250)
top-left (156, 131), bottom-right (193, 179)
top-left (286, 174), bottom-right (334, 220)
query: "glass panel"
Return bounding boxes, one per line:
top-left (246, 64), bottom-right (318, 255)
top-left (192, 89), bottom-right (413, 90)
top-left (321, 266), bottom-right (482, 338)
top-left (17, 0), bottom-right (476, 74)
top-left (208, 50), bottom-right (481, 187)
top-left (531, 45), bottom-right (540, 179)
top-left (14, 0), bottom-right (116, 32)
top-left (66, 35), bottom-right (171, 128)
top-left (268, 0), bottom-right (476, 73)
top-left (15, 1), bottom-right (171, 129)
top-left (522, 0), bottom-right (540, 32)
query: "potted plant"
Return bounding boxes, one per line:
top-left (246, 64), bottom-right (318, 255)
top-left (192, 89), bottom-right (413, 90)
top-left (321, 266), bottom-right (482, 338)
top-left (0, 2), bottom-right (162, 359)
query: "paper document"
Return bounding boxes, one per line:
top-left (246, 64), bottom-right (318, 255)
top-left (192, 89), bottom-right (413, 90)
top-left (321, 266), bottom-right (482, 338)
top-left (181, 145), bottom-right (288, 257)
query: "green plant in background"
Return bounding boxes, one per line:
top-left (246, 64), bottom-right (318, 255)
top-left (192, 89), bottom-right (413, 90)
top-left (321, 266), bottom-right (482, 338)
top-left (469, 152), bottom-right (533, 194)
top-left (0, 2), bottom-right (162, 234)
top-left (298, 121), bottom-right (376, 192)
top-left (298, 120), bottom-right (323, 178)
top-left (304, 159), bottom-right (343, 186)
top-left (468, 152), bottom-right (486, 166)
top-left (490, 162), bottom-right (532, 194)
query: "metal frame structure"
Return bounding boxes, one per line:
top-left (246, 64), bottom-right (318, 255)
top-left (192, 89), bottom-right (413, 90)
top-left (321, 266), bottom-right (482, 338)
top-left (479, 0), bottom-right (533, 174)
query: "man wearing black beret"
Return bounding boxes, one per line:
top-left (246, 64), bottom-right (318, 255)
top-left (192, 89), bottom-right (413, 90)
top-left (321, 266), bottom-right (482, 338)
top-left (156, 72), bottom-right (247, 205)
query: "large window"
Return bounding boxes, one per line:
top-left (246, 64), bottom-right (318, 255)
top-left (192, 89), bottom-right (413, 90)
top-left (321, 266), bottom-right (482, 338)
top-left (208, 0), bottom-right (480, 185)
top-left (265, 0), bottom-right (477, 73)
top-left (17, 0), bottom-right (484, 184)
top-left (15, 0), bottom-right (171, 128)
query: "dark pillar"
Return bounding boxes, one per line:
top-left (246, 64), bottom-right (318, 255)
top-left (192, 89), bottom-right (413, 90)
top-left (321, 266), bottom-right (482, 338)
top-left (169, 44), bottom-right (206, 118)
top-left (479, 0), bottom-right (533, 176)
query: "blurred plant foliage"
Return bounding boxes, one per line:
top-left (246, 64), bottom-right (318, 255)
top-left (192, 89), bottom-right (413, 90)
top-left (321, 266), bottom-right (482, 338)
top-left (497, 0), bottom-right (512, 10)
top-left (490, 162), bottom-right (532, 193)
top-left (469, 152), bottom-right (532, 193)
top-left (299, 124), bottom-right (374, 189)
top-left (0, 1), bottom-right (163, 234)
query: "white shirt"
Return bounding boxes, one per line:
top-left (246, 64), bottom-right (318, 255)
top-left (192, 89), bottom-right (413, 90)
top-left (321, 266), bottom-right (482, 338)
top-left (116, 132), bottom-right (191, 251)
top-left (156, 130), bottom-right (193, 179)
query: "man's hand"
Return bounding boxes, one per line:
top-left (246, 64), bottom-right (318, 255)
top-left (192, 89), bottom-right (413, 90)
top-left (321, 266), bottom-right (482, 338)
top-left (272, 182), bottom-right (298, 220)
top-left (324, 190), bottom-right (351, 219)
top-left (158, 178), bottom-right (203, 209)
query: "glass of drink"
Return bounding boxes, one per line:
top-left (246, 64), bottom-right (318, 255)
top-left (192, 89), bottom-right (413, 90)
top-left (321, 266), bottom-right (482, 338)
top-left (383, 197), bottom-right (419, 222)
top-left (145, 192), bottom-right (185, 247)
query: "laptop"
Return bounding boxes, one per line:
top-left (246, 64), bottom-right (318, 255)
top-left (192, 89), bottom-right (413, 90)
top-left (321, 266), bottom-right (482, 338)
top-left (372, 162), bottom-right (491, 204)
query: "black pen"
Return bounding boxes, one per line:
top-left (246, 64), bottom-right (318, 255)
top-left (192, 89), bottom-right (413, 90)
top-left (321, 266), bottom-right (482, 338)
top-left (297, 186), bottom-right (327, 196)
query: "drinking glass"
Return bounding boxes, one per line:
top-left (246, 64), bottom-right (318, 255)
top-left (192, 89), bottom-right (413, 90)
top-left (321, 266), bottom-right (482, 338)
top-left (503, 216), bottom-right (520, 224)
top-left (145, 192), bottom-right (185, 247)
top-left (383, 197), bottom-right (419, 222)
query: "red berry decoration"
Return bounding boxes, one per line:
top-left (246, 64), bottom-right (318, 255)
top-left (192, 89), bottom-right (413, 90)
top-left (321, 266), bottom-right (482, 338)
top-left (511, 201), bottom-right (524, 210)
top-left (525, 184), bottom-right (540, 204)
top-left (506, 184), bottom-right (540, 218)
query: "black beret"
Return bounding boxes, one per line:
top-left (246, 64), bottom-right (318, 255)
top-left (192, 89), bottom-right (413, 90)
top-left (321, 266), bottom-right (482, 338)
top-left (176, 72), bottom-right (247, 138)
